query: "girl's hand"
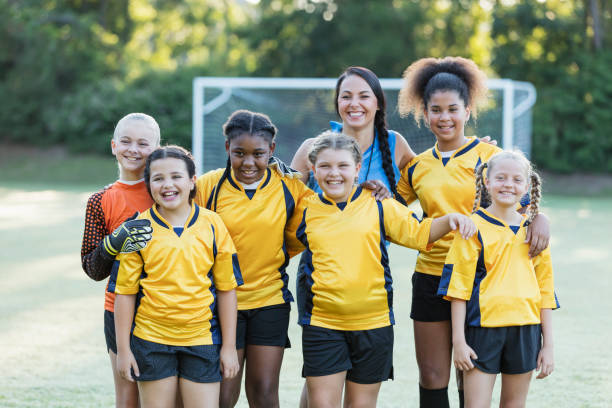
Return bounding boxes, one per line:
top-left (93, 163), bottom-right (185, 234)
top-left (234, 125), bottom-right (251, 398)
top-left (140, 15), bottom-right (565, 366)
top-left (536, 345), bottom-right (554, 379)
top-left (116, 350), bottom-right (140, 382)
top-left (526, 213), bottom-right (550, 258)
top-left (220, 345), bottom-right (240, 379)
top-left (448, 213), bottom-right (477, 239)
top-left (453, 341), bottom-right (477, 371)
top-left (478, 135), bottom-right (497, 145)
top-left (361, 179), bottom-right (392, 201)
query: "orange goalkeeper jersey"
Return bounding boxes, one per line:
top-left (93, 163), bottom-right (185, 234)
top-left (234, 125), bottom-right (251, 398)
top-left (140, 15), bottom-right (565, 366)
top-left (80, 180), bottom-right (153, 312)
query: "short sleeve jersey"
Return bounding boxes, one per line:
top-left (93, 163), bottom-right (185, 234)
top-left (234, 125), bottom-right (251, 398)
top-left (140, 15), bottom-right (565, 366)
top-left (437, 209), bottom-right (559, 328)
top-left (397, 137), bottom-right (501, 277)
top-left (81, 180), bottom-right (154, 312)
top-left (112, 204), bottom-right (243, 346)
top-left (294, 187), bottom-right (433, 331)
top-left (195, 168), bottom-right (313, 310)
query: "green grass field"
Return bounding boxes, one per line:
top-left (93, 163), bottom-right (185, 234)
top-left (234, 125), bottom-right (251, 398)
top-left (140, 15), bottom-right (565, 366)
top-left (0, 150), bottom-right (611, 407)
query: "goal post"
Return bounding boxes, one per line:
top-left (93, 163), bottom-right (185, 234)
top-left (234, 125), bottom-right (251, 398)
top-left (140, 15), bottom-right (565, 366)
top-left (192, 77), bottom-right (536, 175)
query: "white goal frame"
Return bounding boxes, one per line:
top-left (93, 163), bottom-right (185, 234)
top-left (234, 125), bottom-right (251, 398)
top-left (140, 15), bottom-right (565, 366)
top-left (192, 77), bottom-right (536, 175)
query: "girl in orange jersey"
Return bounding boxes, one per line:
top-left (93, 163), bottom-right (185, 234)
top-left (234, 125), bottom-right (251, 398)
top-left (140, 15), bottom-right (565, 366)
top-left (114, 146), bottom-right (241, 408)
top-left (80, 112), bottom-right (160, 408)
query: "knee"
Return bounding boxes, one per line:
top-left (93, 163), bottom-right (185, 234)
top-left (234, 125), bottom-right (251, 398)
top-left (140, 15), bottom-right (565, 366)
top-left (219, 385), bottom-right (240, 408)
top-left (418, 363), bottom-right (450, 389)
top-left (247, 378), bottom-right (279, 407)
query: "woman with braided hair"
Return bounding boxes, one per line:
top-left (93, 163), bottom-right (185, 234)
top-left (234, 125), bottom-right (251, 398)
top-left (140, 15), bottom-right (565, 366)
top-left (291, 66), bottom-right (414, 200)
top-left (396, 56), bottom-right (551, 408)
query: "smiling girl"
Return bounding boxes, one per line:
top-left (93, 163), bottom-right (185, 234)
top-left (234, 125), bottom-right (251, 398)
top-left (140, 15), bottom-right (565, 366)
top-left (396, 57), bottom-right (551, 407)
top-left (195, 110), bottom-right (313, 408)
top-left (439, 150), bottom-right (558, 408)
top-left (113, 146), bottom-right (242, 408)
top-left (289, 131), bottom-right (477, 408)
top-left (81, 112), bottom-right (160, 408)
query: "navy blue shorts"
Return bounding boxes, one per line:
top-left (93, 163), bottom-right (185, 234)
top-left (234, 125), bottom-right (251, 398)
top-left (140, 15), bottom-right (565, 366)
top-left (104, 310), bottom-right (117, 354)
top-left (466, 324), bottom-right (541, 374)
top-left (236, 303), bottom-right (291, 350)
top-left (131, 335), bottom-right (222, 383)
top-left (410, 272), bottom-right (451, 322)
top-left (301, 325), bottom-right (394, 384)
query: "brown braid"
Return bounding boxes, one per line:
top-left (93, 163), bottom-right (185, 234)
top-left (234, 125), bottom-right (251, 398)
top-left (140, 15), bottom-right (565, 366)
top-left (528, 171), bottom-right (542, 224)
top-left (473, 162), bottom-right (489, 213)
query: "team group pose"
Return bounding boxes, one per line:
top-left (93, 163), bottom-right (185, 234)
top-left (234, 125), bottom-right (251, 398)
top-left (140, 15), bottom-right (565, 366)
top-left (82, 57), bottom-right (556, 408)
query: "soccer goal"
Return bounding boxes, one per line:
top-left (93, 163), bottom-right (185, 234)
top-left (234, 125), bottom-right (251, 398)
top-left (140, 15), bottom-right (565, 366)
top-left (192, 77), bottom-right (536, 175)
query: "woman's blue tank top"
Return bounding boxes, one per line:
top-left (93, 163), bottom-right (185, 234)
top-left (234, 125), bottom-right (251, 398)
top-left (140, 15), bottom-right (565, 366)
top-left (308, 121), bottom-right (401, 193)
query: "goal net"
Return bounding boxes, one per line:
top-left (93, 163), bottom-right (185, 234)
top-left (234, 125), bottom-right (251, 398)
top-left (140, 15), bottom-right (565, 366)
top-left (192, 78), bottom-right (536, 175)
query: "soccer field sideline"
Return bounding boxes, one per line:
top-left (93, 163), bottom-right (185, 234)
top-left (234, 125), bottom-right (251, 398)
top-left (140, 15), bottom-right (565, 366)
top-left (0, 186), bottom-right (611, 407)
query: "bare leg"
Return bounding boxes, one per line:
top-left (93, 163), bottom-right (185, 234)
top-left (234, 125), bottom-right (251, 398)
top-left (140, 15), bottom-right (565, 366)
top-left (244, 345), bottom-right (285, 408)
top-left (463, 368), bottom-right (496, 408)
top-left (138, 376), bottom-right (178, 408)
top-left (343, 380), bottom-right (381, 408)
top-left (413, 320), bottom-right (453, 389)
top-left (499, 371), bottom-right (533, 408)
top-left (180, 377), bottom-right (220, 408)
top-left (219, 348), bottom-right (246, 408)
top-left (109, 349), bottom-right (140, 408)
top-left (299, 382), bottom-right (309, 408)
top-left (306, 372), bottom-right (346, 408)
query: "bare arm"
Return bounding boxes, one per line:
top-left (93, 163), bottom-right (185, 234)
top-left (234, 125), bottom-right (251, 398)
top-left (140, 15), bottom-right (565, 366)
top-left (429, 213), bottom-right (477, 243)
top-left (393, 132), bottom-right (417, 171)
top-left (217, 289), bottom-right (239, 379)
top-left (451, 299), bottom-right (477, 371)
top-left (537, 308), bottom-right (554, 379)
top-left (290, 138), bottom-right (316, 183)
top-left (114, 294), bottom-right (139, 382)
top-left (526, 213), bottom-right (550, 258)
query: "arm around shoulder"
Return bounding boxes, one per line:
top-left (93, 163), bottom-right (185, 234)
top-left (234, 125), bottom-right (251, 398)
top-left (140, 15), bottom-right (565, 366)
top-left (393, 131), bottom-right (417, 171)
top-left (290, 138), bottom-right (316, 184)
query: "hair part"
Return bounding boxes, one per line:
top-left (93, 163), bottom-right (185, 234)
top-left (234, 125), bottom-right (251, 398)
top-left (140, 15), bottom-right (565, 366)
top-left (308, 131), bottom-right (362, 167)
top-left (334, 67), bottom-right (405, 204)
top-left (398, 56), bottom-right (488, 124)
top-left (113, 112), bottom-right (161, 145)
top-left (473, 150), bottom-right (542, 223)
top-left (144, 145), bottom-right (197, 203)
top-left (222, 109), bottom-right (277, 145)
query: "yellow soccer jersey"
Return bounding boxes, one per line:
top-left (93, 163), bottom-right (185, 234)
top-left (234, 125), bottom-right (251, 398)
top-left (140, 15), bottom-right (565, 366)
top-left (293, 187), bottom-right (433, 331)
top-left (195, 168), bottom-right (313, 310)
top-left (397, 137), bottom-right (501, 277)
top-left (112, 204), bottom-right (243, 346)
top-left (438, 209), bottom-right (559, 328)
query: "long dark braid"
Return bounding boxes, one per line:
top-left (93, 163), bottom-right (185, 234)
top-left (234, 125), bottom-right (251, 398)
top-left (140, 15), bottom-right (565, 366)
top-left (335, 66), bottom-right (406, 205)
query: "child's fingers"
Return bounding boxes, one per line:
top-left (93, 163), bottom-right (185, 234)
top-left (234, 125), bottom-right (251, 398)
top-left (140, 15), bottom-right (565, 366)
top-left (132, 359), bottom-right (140, 379)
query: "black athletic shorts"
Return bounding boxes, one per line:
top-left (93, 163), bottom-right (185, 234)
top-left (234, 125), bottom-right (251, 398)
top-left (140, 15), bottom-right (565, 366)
top-left (131, 335), bottom-right (222, 383)
top-left (410, 272), bottom-right (451, 322)
top-left (104, 310), bottom-right (118, 354)
top-left (301, 324), bottom-right (394, 384)
top-left (236, 303), bottom-right (291, 350)
top-left (466, 324), bottom-right (542, 374)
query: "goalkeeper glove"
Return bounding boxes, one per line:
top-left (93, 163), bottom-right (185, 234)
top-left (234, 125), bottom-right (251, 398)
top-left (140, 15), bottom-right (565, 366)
top-left (102, 214), bottom-right (152, 256)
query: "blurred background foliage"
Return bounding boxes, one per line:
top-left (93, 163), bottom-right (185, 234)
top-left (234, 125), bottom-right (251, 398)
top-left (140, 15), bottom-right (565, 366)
top-left (1, 0), bottom-right (611, 172)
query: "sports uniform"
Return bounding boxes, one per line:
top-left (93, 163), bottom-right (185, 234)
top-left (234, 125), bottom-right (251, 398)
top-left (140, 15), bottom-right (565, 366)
top-left (80, 180), bottom-right (154, 353)
top-left (113, 204), bottom-right (243, 381)
top-left (397, 137), bottom-right (501, 321)
top-left (438, 208), bottom-right (559, 373)
top-left (195, 167), bottom-right (312, 349)
top-left (292, 187), bottom-right (433, 383)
